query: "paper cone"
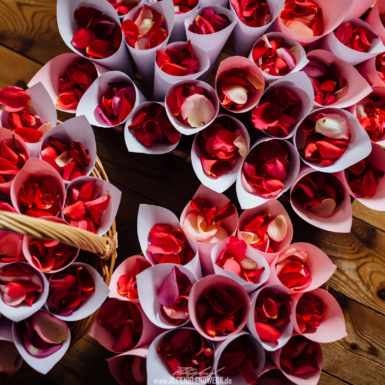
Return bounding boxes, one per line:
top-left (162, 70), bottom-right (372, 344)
top-left (22, 217), bottom-right (80, 274)
top-left (292, 288), bottom-right (347, 343)
top-left (64, 175), bottom-right (122, 236)
top-left (247, 284), bottom-right (293, 352)
top-left (231, 0), bottom-right (285, 56)
top-left (213, 331), bottom-right (265, 384)
top-left (188, 274), bottom-right (250, 341)
top-left (137, 204), bottom-right (202, 278)
top-left (1, 83), bottom-right (57, 158)
top-left (38, 115), bottom-right (97, 182)
top-left (274, 0), bottom-right (353, 46)
top-left (107, 346), bottom-right (148, 385)
top-left (269, 242), bottom-right (337, 294)
top-left (56, 0), bottom-right (133, 73)
top-left (180, 184), bottom-right (238, 275)
top-left (367, 0), bottom-right (385, 44)
top-left (255, 367), bottom-right (296, 385)
top-left (269, 335), bottom-right (322, 385)
top-left (153, 41), bottom-right (210, 100)
top-left (46, 263), bottom-right (109, 322)
top-left (211, 240), bottom-right (270, 292)
top-left (357, 56), bottom-right (385, 87)
top-left (170, 3), bottom-right (200, 42)
top-left (254, 71), bottom-right (314, 140)
top-left (347, 0), bottom-right (374, 18)
top-left (249, 32), bottom-right (308, 82)
top-left (215, 56), bottom-right (265, 114)
top-left (124, 101), bottom-right (181, 154)
top-left (109, 255), bottom-right (151, 302)
top-left (136, 263), bottom-right (197, 329)
top-left (238, 200), bottom-right (294, 264)
top-left (12, 311), bottom-right (71, 375)
top-left (123, 0), bottom-right (175, 84)
top-left (295, 107), bottom-right (372, 173)
top-left (185, 6), bottom-right (237, 69)
top-left (323, 18), bottom-right (385, 66)
top-left (0, 128), bottom-right (29, 196)
top-left (165, 79), bottom-right (219, 136)
top-left (191, 114), bottom-right (250, 193)
top-left (199, 0), bottom-right (228, 8)
top-left (290, 168), bottom-right (353, 233)
top-left (236, 138), bottom-right (300, 209)
top-left (306, 49), bottom-right (372, 109)
top-left (88, 299), bottom-right (162, 353)
top-left (76, 70), bottom-right (146, 128)
top-left (146, 327), bottom-right (214, 385)
top-left (10, 158), bottom-right (65, 217)
top-left (27, 53), bottom-right (108, 114)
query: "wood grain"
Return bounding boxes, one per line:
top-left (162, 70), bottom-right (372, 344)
top-left (0, 0), bottom-right (68, 64)
top-left (353, 200), bottom-right (385, 233)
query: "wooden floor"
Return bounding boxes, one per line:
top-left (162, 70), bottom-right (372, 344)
top-left (0, 1), bottom-right (384, 384)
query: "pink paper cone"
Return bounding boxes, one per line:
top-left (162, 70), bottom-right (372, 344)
top-left (269, 242), bottom-right (337, 294)
top-left (253, 71), bottom-right (314, 140)
top-left (76, 70), bottom-right (146, 128)
top-left (154, 41), bottom-right (210, 100)
top-left (107, 346), bottom-right (148, 385)
top-left (1, 83), bottom-right (57, 158)
top-left (213, 331), bottom-right (265, 385)
top-left (274, 0), bottom-right (353, 46)
top-left (63, 175), bottom-right (122, 236)
top-left (0, 128), bottom-right (29, 196)
top-left (269, 335), bottom-right (322, 385)
top-left (170, 2), bottom-right (200, 42)
top-left (341, 143), bottom-right (385, 211)
top-left (180, 185), bottom-right (238, 275)
top-left (22, 217), bottom-right (80, 274)
top-left (136, 263), bottom-right (197, 329)
top-left (236, 138), bottom-right (301, 209)
top-left (137, 204), bottom-right (202, 278)
top-left (247, 284), bottom-right (293, 352)
top-left (46, 262), bottom-right (109, 322)
top-left (57, 0), bottom-right (133, 73)
top-left (347, 0), bottom-right (374, 18)
top-left (211, 240), bottom-right (270, 292)
top-left (292, 288), bottom-right (347, 343)
top-left (185, 6), bottom-right (237, 69)
top-left (294, 107), bottom-right (372, 173)
top-left (358, 55), bottom-right (385, 87)
top-left (290, 167), bottom-right (353, 233)
top-left (165, 79), bottom-right (219, 136)
top-left (322, 18), bottom-right (385, 66)
top-left (191, 114), bottom-right (250, 193)
top-left (188, 274), bottom-right (250, 341)
top-left (124, 101), bottom-right (181, 155)
top-left (146, 327), bottom-right (215, 385)
top-left (367, 0), bottom-right (385, 44)
top-left (10, 158), bottom-right (65, 217)
top-left (215, 56), bottom-right (265, 114)
top-left (88, 300), bottom-right (162, 354)
top-left (12, 311), bottom-right (71, 375)
top-left (248, 32), bottom-right (308, 82)
top-left (238, 200), bottom-right (294, 263)
top-left (38, 115), bottom-right (97, 183)
top-left (123, 0), bottom-right (175, 84)
top-left (0, 262), bottom-right (49, 322)
top-left (27, 53), bottom-right (108, 114)
top-left (306, 49), bottom-right (372, 109)
top-left (109, 255), bottom-right (152, 302)
top-left (231, 0), bottom-right (285, 56)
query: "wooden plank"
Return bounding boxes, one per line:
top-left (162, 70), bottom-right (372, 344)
top-left (353, 200), bottom-right (385, 233)
top-left (0, 0), bottom-right (68, 64)
top-left (319, 372), bottom-right (351, 385)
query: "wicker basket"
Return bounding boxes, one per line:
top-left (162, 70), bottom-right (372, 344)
top-left (0, 156), bottom-right (118, 343)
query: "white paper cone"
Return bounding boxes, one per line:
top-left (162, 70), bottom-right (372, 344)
top-left (170, 4), bottom-right (200, 42)
top-left (199, 0), bottom-right (228, 8)
top-left (136, 263), bottom-right (197, 329)
top-left (27, 53), bottom-right (108, 114)
top-left (124, 101), bottom-right (181, 154)
top-left (57, 0), bottom-right (133, 73)
top-left (231, 0), bottom-right (285, 56)
top-left (76, 71), bottom-right (146, 128)
top-left (191, 114), bottom-right (250, 193)
top-left (236, 138), bottom-right (300, 210)
top-left (153, 42), bottom-right (210, 100)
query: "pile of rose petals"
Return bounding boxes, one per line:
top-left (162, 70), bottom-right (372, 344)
top-left (188, 8), bottom-right (231, 34)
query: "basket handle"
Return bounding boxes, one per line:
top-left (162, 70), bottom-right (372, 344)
top-left (0, 211), bottom-right (116, 259)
